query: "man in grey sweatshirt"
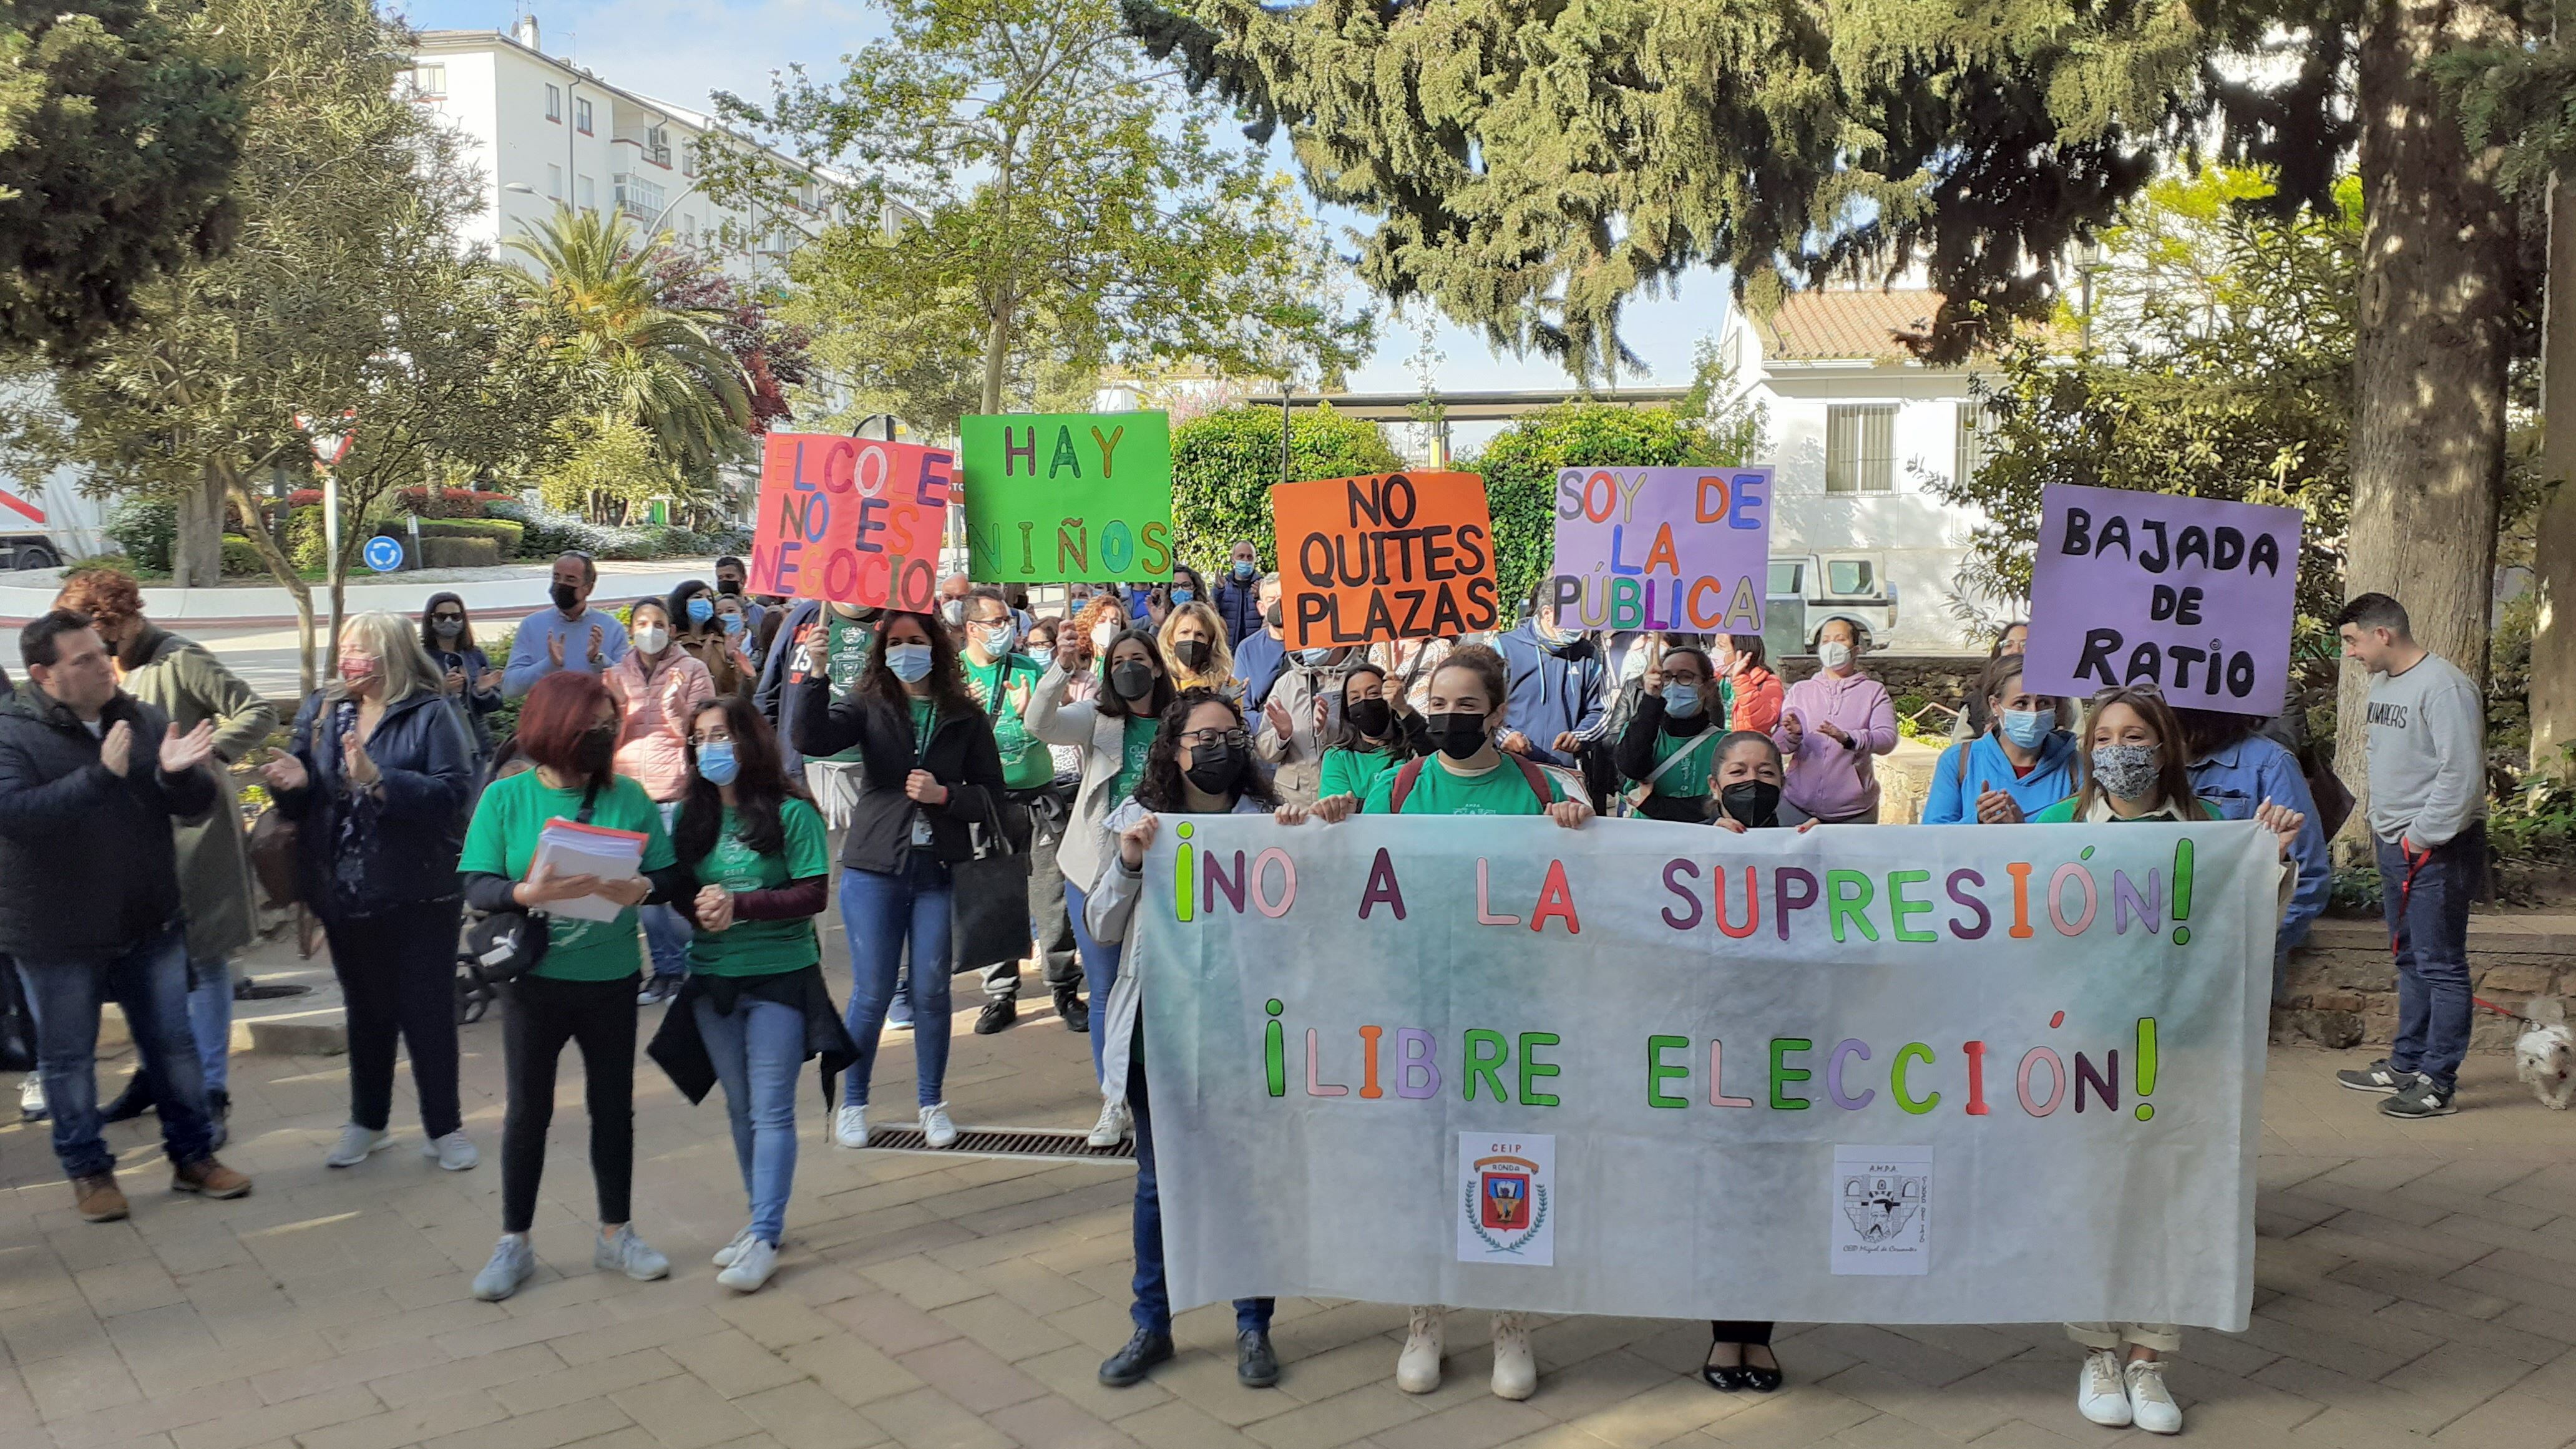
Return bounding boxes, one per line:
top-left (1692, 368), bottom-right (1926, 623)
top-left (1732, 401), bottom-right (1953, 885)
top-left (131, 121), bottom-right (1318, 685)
top-left (2331, 593), bottom-right (2484, 1119)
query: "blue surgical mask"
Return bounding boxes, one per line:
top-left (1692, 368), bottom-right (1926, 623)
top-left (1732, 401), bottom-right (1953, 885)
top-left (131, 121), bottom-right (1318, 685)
top-left (695, 740), bottom-right (739, 786)
top-left (1999, 707), bottom-right (2053, 749)
top-left (1296, 647), bottom-right (1335, 666)
top-left (719, 612), bottom-right (744, 635)
top-left (1171, 588), bottom-right (1194, 605)
top-left (1232, 561), bottom-right (1256, 580)
top-left (686, 596), bottom-right (715, 625)
top-left (887, 643), bottom-right (933, 682)
top-left (1662, 683), bottom-right (1702, 717)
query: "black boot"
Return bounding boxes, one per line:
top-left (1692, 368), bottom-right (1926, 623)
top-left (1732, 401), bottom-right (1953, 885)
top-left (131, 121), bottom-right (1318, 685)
top-left (1237, 1329), bottom-right (1280, 1388)
top-left (207, 1088), bottom-right (230, 1152)
top-left (100, 1073), bottom-right (155, 1123)
top-left (1055, 987), bottom-right (1090, 1033)
top-left (1097, 1326), bottom-right (1173, 1387)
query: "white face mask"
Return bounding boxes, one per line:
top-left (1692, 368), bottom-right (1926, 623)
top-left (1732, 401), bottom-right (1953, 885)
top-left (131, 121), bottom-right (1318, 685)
top-left (1818, 641), bottom-right (1853, 671)
top-left (1091, 622), bottom-right (1116, 651)
top-left (634, 625), bottom-right (670, 655)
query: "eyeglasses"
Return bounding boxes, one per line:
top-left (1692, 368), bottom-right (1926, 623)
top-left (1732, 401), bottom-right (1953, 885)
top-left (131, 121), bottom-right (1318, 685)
top-left (1179, 727), bottom-right (1249, 749)
top-left (431, 612), bottom-right (464, 623)
top-left (688, 734), bottom-right (734, 747)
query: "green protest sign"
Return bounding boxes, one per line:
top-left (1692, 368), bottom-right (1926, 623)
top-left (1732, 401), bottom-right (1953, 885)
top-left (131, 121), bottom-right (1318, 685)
top-left (960, 411), bottom-right (1175, 582)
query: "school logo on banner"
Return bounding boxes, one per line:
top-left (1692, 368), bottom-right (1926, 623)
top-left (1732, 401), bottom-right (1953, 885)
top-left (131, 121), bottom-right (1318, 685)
top-left (1456, 1134), bottom-right (1554, 1266)
top-left (1830, 1144), bottom-right (1932, 1276)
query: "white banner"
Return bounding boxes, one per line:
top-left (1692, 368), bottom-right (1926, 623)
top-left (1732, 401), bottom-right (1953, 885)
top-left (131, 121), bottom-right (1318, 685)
top-left (1132, 816), bottom-right (2276, 1329)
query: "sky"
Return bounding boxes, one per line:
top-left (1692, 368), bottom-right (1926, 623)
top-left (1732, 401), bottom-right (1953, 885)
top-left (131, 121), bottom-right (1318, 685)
top-left (391, 0), bottom-right (1737, 394)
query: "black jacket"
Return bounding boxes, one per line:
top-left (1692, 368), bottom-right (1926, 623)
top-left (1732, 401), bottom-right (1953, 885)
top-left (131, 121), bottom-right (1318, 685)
top-left (1614, 693), bottom-right (1722, 824)
top-left (0, 684), bottom-right (216, 960)
top-left (275, 689), bottom-right (476, 917)
top-left (646, 965), bottom-right (857, 1108)
top-left (791, 675), bottom-right (1006, 874)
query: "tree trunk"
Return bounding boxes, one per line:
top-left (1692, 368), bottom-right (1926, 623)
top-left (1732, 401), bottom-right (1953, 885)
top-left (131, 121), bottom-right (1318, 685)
top-left (173, 467), bottom-right (226, 587)
top-left (224, 476), bottom-right (317, 698)
top-left (2335, 0), bottom-right (2515, 843)
top-left (980, 283), bottom-right (1013, 417)
top-left (2532, 177), bottom-right (2576, 778)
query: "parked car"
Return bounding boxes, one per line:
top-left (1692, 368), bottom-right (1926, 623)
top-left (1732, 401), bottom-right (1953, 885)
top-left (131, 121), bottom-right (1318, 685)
top-left (1762, 552), bottom-right (1899, 659)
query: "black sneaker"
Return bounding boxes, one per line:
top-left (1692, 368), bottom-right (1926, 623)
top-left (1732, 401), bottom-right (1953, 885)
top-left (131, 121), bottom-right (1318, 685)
top-left (2336, 1058), bottom-right (2416, 1095)
top-left (1098, 1327), bottom-right (1173, 1387)
top-left (100, 1073), bottom-right (155, 1123)
top-left (1237, 1329), bottom-right (1280, 1388)
top-left (1055, 987), bottom-right (1090, 1034)
top-left (637, 977), bottom-right (681, 1007)
top-left (973, 998), bottom-right (1017, 1035)
top-left (2381, 1080), bottom-right (2458, 1119)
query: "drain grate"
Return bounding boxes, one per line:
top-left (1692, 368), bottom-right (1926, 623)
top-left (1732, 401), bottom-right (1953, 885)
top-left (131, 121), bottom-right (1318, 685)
top-left (860, 1124), bottom-right (1136, 1164)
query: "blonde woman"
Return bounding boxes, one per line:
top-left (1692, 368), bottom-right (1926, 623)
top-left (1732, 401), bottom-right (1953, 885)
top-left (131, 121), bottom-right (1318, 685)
top-left (259, 612), bottom-right (480, 1171)
top-left (1158, 600), bottom-right (1239, 700)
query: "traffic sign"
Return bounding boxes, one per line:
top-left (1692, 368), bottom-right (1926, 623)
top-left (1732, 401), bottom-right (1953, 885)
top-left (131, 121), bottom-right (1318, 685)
top-left (361, 535), bottom-right (406, 573)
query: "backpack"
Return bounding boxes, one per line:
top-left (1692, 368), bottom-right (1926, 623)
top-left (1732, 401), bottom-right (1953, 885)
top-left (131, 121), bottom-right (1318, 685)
top-left (1386, 753), bottom-right (1556, 813)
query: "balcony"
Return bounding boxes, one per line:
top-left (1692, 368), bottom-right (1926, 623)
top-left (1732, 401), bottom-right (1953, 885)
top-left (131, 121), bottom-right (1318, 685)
top-left (615, 174), bottom-right (667, 220)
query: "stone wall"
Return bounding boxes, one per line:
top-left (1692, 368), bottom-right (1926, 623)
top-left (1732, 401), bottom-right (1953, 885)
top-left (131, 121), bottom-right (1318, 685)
top-left (2272, 917), bottom-right (2576, 1048)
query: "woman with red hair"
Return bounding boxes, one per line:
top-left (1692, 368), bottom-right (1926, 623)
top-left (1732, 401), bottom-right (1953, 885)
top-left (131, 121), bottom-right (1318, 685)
top-left (456, 671), bottom-right (690, 1303)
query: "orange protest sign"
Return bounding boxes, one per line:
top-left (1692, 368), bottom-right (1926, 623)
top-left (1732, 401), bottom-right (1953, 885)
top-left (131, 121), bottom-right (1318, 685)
top-left (746, 432), bottom-right (952, 610)
top-left (1271, 471), bottom-right (1500, 648)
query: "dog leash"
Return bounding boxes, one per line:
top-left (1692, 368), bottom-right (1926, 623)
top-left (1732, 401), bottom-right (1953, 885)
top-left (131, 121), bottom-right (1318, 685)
top-left (2391, 843), bottom-right (2548, 1028)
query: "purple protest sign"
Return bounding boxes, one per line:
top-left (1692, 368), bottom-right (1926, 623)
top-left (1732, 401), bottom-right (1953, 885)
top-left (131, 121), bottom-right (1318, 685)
top-left (1545, 466), bottom-right (1772, 632)
top-left (2023, 484), bottom-right (2303, 716)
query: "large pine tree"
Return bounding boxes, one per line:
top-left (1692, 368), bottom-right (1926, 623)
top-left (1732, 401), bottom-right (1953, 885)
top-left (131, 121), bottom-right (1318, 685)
top-left (1128, 0), bottom-right (2520, 816)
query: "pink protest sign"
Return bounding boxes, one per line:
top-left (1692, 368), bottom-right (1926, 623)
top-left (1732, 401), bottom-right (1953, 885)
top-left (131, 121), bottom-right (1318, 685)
top-left (1544, 466), bottom-right (1772, 632)
top-left (2023, 484), bottom-right (2303, 716)
top-left (746, 433), bottom-right (953, 611)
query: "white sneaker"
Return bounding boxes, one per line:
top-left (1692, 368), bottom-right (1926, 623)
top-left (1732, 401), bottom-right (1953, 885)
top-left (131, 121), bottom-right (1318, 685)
top-left (325, 1123), bottom-right (393, 1168)
top-left (1489, 1312), bottom-right (1535, 1400)
top-left (2077, 1350), bottom-right (2134, 1427)
top-left (2125, 1358), bottom-right (2181, 1435)
top-left (1086, 1098), bottom-right (1129, 1148)
top-left (834, 1105), bottom-right (869, 1148)
top-left (1395, 1305), bottom-right (1444, 1393)
top-left (713, 1226), bottom-right (757, 1267)
top-left (19, 1075), bottom-right (46, 1121)
top-left (422, 1131), bottom-right (479, 1171)
top-left (920, 1103), bottom-right (957, 1148)
top-left (716, 1236), bottom-right (778, 1292)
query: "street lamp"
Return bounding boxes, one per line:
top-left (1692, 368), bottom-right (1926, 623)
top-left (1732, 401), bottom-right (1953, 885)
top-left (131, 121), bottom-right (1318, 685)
top-left (295, 410), bottom-right (355, 655)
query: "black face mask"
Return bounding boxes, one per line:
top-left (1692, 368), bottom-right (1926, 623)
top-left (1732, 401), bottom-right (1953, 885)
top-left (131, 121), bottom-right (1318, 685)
top-left (1111, 660), bottom-right (1158, 701)
top-left (1172, 638), bottom-right (1212, 671)
top-left (718, 578), bottom-right (743, 596)
top-left (1720, 780), bottom-right (1782, 829)
top-left (1424, 710), bottom-right (1487, 761)
top-left (1345, 697), bottom-right (1392, 738)
top-left (576, 722), bottom-right (617, 777)
top-left (1183, 742), bottom-right (1242, 796)
top-left (550, 582), bottom-right (580, 613)
top-left (1264, 603), bottom-right (1284, 628)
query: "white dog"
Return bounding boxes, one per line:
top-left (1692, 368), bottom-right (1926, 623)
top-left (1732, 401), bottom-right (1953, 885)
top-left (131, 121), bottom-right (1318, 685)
top-left (2515, 997), bottom-right (2575, 1111)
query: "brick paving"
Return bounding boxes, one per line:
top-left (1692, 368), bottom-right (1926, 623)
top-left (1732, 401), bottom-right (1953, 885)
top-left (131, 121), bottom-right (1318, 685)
top-left (7, 952), bottom-right (2576, 1449)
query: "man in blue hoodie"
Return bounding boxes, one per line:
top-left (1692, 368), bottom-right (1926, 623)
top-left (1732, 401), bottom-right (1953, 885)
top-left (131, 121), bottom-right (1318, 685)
top-left (1493, 592), bottom-right (1607, 772)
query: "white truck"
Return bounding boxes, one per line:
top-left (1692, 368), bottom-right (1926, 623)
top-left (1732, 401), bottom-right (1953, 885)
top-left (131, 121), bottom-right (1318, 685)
top-left (1762, 550), bottom-right (1900, 659)
top-left (0, 473), bottom-right (107, 570)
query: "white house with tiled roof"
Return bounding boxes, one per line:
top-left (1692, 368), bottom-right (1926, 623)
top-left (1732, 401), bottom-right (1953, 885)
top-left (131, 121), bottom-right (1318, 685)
top-left (1717, 288), bottom-right (2004, 653)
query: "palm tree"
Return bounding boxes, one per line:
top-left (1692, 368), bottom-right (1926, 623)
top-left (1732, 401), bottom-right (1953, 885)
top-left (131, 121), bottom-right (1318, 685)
top-left (504, 207), bottom-right (753, 485)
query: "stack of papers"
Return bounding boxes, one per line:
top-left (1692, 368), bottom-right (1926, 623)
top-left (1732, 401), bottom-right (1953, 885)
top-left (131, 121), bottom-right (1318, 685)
top-left (531, 817), bottom-right (649, 922)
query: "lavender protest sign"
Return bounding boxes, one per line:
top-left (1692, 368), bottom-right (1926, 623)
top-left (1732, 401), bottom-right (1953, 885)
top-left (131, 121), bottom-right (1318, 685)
top-left (1545, 466), bottom-right (1772, 632)
top-left (2024, 485), bottom-right (2303, 716)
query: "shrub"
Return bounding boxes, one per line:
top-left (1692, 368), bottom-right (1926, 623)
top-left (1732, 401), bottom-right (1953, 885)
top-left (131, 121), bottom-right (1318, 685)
top-left (219, 536), bottom-right (268, 576)
top-left (487, 499), bottom-right (659, 561)
top-left (1467, 403), bottom-right (1737, 625)
top-left (104, 497), bottom-right (177, 573)
top-left (378, 517), bottom-right (527, 554)
top-left (1168, 404), bottom-right (1403, 573)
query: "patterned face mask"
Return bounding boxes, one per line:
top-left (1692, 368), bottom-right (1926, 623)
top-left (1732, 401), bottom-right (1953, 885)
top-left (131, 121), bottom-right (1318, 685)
top-left (2091, 743), bottom-right (2160, 801)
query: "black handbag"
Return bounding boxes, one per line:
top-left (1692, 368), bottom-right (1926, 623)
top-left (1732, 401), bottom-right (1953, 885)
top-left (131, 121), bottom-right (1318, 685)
top-left (463, 778), bottom-right (602, 986)
top-left (949, 786), bottom-right (1033, 973)
top-left (0, 959), bottom-right (35, 1075)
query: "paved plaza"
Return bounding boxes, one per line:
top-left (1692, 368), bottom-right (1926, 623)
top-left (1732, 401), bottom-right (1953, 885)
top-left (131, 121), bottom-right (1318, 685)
top-left (5, 947), bottom-right (2576, 1449)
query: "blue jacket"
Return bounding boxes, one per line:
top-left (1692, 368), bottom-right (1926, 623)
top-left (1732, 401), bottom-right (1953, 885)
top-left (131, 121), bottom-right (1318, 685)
top-left (276, 688), bottom-right (475, 917)
top-left (2189, 735), bottom-right (2331, 955)
top-left (754, 598), bottom-right (825, 773)
top-left (1495, 623), bottom-right (1608, 769)
top-left (1922, 730), bottom-right (2082, 824)
top-left (1232, 628), bottom-right (1289, 709)
top-left (1213, 579), bottom-right (1262, 646)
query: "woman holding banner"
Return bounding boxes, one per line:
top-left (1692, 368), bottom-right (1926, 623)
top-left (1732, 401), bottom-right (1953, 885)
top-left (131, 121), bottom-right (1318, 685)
top-left (1311, 643), bottom-right (1591, 1401)
top-left (2031, 685), bottom-right (2306, 1436)
top-left (1773, 618), bottom-right (1897, 824)
top-left (1157, 600), bottom-right (1237, 700)
top-left (1921, 654), bottom-right (2078, 826)
top-left (1079, 688), bottom-right (1304, 1393)
top-left (1025, 626), bottom-right (1176, 1144)
top-left (791, 610), bottom-right (1007, 1153)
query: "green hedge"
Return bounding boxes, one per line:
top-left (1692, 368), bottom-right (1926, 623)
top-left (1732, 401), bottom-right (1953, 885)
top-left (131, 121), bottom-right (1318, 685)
top-left (218, 536), bottom-right (268, 576)
top-left (376, 517), bottom-right (527, 554)
top-left (1468, 403), bottom-right (1740, 625)
top-left (1169, 404), bottom-right (1403, 573)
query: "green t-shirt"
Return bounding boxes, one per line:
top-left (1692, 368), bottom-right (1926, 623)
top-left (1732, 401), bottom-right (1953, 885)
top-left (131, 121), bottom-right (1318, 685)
top-left (2030, 796), bottom-right (2221, 823)
top-left (964, 652), bottom-right (1053, 790)
top-left (1107, 715), bottom-right (1156, 805)
top-left (812, 612), bottom-right (876, 764)
top-left (459, 771), bottom-right (678, 981)
top-left (1360, 756), bottom-right (1562, 816)
top-left (1320, 746), bottom-right (1399, 802)
top-left (685, 799), bottom-right (831, 977)
top-left (1634, 726), bottom-right (1725, 801)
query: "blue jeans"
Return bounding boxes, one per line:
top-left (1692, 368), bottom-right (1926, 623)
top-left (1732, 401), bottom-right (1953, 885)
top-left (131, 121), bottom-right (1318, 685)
top-left (1064, 879), bottom-right (1122, 1085)
top-left (694, 993), bottom-right (803, 1246)
top-left (188, 956), bottom-right (231, 1095)
top-left (16, 930), bottom-right (217, 1178)
top-left (1128, 1029), bottom-right (1270, 1337)
top-left (839, 857), bottom-right (953, 1108)
top-left (642, 905), bottom-right (691, 982)
top-left (2376, 823), bottom-right (2482, 1094)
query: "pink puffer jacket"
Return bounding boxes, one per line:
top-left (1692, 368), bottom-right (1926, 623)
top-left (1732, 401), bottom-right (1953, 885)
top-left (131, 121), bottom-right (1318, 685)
top-left (606, 647), bottom-right (715, 802)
